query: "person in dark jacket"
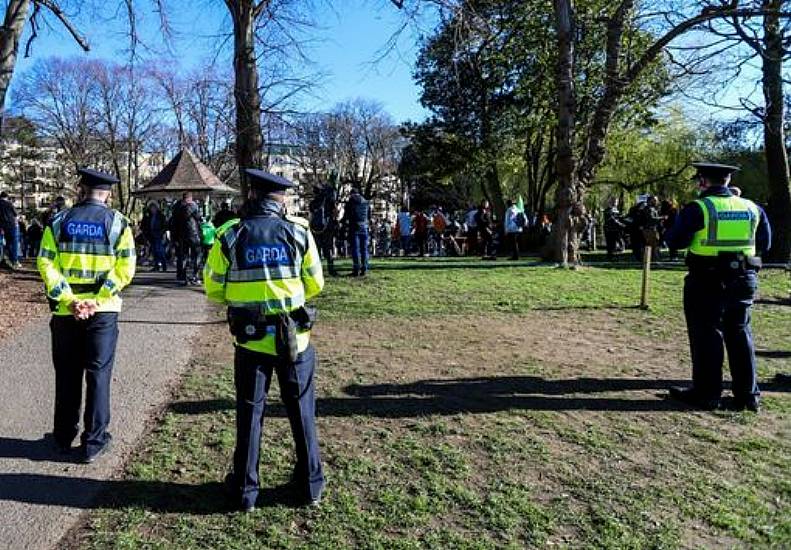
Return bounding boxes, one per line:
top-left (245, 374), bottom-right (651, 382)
top-left (659, 199), bottom-right (679, 259)
top-left (475, 200), bottom-right (495, 260)
top-left (603, 198), bottom-right (626, 259)
top-left (213, 200), bottom-right (237, 228)
top-left (343, 188), bottom-right (371, 276)
top-left (26, 217), bottom-right (44, 258)
top-left (0, 192), bottom-right (20, 268)
top-left (665, 162), bottom-right (772, 412)
top-left (170, 192), bottom-right (202, 284)
top-left (142, 202), bottom-right (168, 271)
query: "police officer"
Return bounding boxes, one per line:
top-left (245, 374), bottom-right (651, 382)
top-left (203, 169), bottom-right (325, 512)
top-left (665, 162), bottom-right (772, 412)
top-left (37, 168), bottom-right (137, 462)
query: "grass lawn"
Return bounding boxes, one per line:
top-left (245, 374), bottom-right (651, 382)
top-left (72, 258), bottom-right (791, 549)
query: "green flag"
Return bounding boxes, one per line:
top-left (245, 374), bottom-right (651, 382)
top-left (516, 196), bottom-right (525, 213)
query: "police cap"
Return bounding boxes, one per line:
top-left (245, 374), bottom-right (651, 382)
top-left (690, 162), bottom-right (740, 182)
top-left (77, 168), bottom-right (120, 189)
top-left (244, 168), bottom-right (295, 192)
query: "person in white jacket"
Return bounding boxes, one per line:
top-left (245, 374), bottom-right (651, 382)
top-left (503, 199), bottom-right (523, 260)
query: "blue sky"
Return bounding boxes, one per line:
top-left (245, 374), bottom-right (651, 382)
top-left (11, 0), bottom-right (431, 123)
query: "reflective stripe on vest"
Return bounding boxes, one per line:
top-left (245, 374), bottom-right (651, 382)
top-left (688, 196), bottom-right (759, 257)
top-left (223, 218), bottom-right (306, 315)
top-left (51, 207), bottom-right (127, 285)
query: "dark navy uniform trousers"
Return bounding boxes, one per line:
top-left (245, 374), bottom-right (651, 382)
top-left (233, 344), bottom-right (324, 508)
top-left (683, 269), bottom-right (759, 401)
top-left (51, 312), bottom-right (118, 454)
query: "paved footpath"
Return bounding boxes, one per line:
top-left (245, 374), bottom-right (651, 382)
top-left (0, 272), bottom-right (211, 550)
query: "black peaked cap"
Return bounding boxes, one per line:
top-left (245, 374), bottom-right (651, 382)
top-left (690, 162), bottom-right (740, 181)
top-left (244, 168), bottom-right (295, 192)
top-left (77, 168), bottom-right (120, 189)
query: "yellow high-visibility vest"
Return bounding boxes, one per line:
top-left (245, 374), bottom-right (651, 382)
top-left (37, 201), bottom-right (137, 315)
top-left (688, 196), bottom-right (760, 257)
top-left (203, 211), bottom-right (324, 356)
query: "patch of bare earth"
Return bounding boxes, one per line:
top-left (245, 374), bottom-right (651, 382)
top-left (308, 311), bottom-right (785, 547)
top-left (0, 266), bottom-right (48, 340)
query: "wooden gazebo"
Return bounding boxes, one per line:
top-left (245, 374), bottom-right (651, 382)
top-left (133, 148), bottom-right (238, 200)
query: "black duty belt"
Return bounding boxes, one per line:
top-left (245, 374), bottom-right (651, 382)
top-left (687, 253), bottom-right (761, 273)
top-left (227, 305), bottom-right (317, 363)
top-left (70, 282), bottom-right (104, 294)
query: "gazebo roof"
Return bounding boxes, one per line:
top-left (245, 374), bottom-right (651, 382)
top-left (133, 148), bottom-right (238, 196)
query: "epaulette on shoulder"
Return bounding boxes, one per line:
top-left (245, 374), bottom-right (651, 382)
top-left (286, 215), bottom-right (310, 229)
top-left (216, 218), bottom-right (242, 237)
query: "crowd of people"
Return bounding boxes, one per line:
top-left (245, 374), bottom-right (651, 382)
top-left (309, 197), bottom-right (555, 268)
top-left (2, 183), bottom-right (768, 275)
top-left (603, 195), bottom-right (680, 261)
top-left (0, 191), bottom-right (65, 270)
top-left (135, 193), bottom-right (238, 286)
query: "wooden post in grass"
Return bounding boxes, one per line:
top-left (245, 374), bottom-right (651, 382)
top-left (640, 246), bottom-right (652, 310)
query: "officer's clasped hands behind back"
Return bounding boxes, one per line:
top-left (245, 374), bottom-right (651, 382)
top-left (37, 168), bottom-right (136, 464)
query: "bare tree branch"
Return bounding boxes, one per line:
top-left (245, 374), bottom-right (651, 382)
top-left (24, 3), bottom-right (42, 58)
top-left (35, 0), bottom-right (90, 51)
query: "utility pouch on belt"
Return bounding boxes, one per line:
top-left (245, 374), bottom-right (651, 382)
top-left (274, 313), bottom-right (299, 363)
top-left (227, 306), bottom-right (317, 352)
top-left (227, 307), bottom-right (266, 344)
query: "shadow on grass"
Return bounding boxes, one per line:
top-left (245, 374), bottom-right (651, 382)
top-left (757, 350), bottom-right (791, 359)
top-left (755, 298), bottom-right (791, 307)
top-left (169, 376), bottom-right (788, 417)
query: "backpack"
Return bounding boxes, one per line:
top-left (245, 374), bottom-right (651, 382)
top-left (515, 211), bottom-right (528, 229)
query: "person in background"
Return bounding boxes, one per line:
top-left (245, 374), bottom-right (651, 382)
top-left (213, 200), bottom-right (237, 227)
top-left (475, 200), bottom-right (495, 260)
top-left (142, 202), bottom-right (168, 272)
top-left (343, 188), bottom-right (371, 277)
top-left (200, 217), bottom-right (216, 268)
top-left (413, 209), bottom-right (430, 257)
top-left (0, 191), bottom-right (20, 269)
top-left (431, 206), bottom-right (448, 256)
top-left (503, 199), bottom-right (522, 260)
top-left (396, 206), bottom-right (412, 256)
top-left (659, 199), bottom-right (679, 260)
top-left (27, 217), bottom-right (44, 258)
top-left (603, 198), bottom-right (626, 260)
top-left (170, 192), bottom-right (203, 285)
top-left (17, 215), bottom-right (27, 260)
top-left (464, 203), bottom-right (478, 256)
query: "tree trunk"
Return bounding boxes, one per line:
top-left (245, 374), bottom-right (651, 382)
top-left (762, 0), bottom-right (791, 262)
top-left (544, 0), bottom-right (576, 265)
top-left (0, 0), bottom-right (31, 131)
top-left (229, 1), bottom-right (263, 196)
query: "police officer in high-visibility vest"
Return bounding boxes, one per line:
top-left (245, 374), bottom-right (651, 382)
top-left (203, 168), bottom-right (325, 512)
top-left (37, 168), bottom-right (136, 462)
top-left (665, 162), bottom-right (772, 412)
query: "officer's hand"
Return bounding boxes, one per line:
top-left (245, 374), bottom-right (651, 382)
top-left (68, 300), bottom-right (85, 320)
top-left (69, 299), bottom-right (97, 320)
top-left (79, 300), bottom-right (98, 320)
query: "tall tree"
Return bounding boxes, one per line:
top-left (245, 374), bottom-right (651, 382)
top-left (726, 0), bottom-right (791, 261)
